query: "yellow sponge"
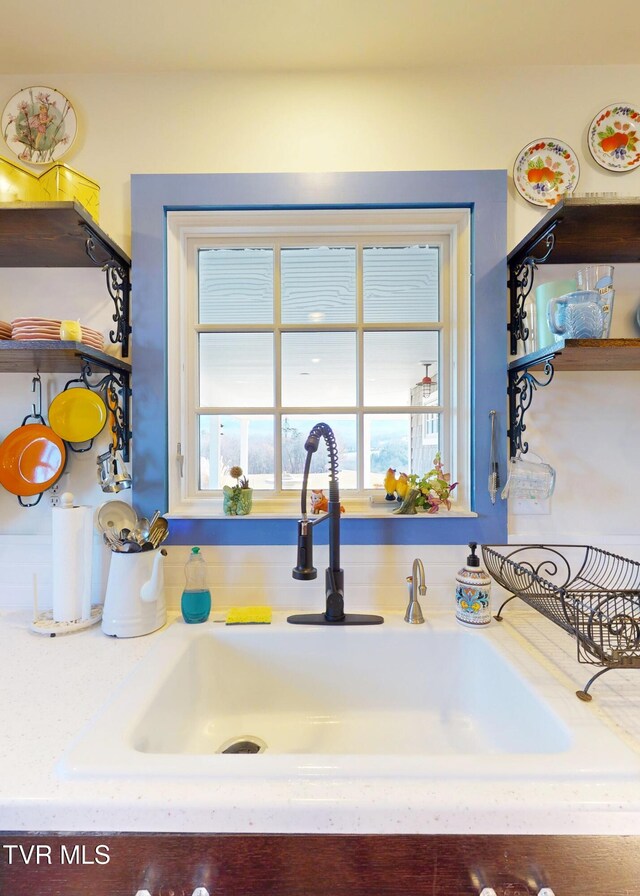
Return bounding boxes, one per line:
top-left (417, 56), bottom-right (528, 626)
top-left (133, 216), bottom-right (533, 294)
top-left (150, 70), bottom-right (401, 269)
top-left (225, 605), bottom-right (272, 625)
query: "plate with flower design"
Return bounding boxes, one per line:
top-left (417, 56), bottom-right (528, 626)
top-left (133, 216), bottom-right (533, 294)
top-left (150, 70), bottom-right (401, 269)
top-left (513, 137), bottom-right (580, 207)
top-left (1, 85), bottom-right (77, 165)
top-left (588, 103), bottom-right (640, 171)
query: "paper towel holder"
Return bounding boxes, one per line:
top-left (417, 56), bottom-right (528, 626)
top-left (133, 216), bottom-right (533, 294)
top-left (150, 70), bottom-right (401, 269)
top-left (30, 568), bottom-right (103, 637)
top-left (32, 493), bottom-right (103, 636)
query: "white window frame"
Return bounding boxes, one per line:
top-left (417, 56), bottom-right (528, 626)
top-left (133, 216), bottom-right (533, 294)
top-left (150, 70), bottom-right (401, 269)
top-left (166, 208), bottom-right (471, 518)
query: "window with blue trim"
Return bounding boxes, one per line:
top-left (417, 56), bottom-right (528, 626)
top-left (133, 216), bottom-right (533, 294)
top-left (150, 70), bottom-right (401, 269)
top-left (131, 170), bottom-right (507, 545)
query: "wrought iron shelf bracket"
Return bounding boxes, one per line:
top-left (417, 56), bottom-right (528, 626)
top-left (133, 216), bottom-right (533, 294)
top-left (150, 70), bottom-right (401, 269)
top-left (508, 222), bottom-right (557, 356)
top-left (81, 224), bottom-right (132, 359)
top-left (506, 214), bottom-right (563, 458)
top-left (79, 356), bottom-right (132, 462)
top-left (507, 354), bottom-right (555, 458)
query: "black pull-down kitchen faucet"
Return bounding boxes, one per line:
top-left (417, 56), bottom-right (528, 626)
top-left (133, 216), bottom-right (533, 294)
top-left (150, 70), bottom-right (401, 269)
top-left (288, 422), bottom-right (384, 626)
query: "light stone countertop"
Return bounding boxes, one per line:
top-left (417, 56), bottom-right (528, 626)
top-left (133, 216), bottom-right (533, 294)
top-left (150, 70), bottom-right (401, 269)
top-left (1, 605), bottom-right (640, 835)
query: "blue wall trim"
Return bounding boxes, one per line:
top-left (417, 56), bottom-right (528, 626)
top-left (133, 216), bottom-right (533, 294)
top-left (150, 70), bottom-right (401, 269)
top-left (131, 170), bottom-right (507, 546)
top-left (168, 515), bottom-right (504, 546)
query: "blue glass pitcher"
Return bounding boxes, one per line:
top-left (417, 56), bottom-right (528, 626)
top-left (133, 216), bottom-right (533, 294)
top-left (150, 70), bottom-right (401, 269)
top-left (547, 289), bottom-right (605, 339)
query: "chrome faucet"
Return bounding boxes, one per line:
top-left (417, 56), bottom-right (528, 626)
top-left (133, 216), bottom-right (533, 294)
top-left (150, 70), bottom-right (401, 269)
top-left (288, 422), bottom-right (383, 626)
top-left (405, 558), bottom-right (426, 624)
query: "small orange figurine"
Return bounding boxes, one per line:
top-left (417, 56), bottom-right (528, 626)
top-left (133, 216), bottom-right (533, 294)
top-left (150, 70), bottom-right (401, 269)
top-left (310, 489), bottom-right (345, 514)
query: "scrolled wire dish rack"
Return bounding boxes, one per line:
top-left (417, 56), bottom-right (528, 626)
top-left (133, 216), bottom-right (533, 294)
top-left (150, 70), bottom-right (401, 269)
top-left (481, 544), bottom-right (640, 701)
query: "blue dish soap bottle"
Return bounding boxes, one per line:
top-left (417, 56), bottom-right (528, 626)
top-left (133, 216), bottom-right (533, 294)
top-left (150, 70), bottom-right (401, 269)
top-left (181, 547), bottom-right (211, 623)
top-left (455, 542), bottom-right (492, 626)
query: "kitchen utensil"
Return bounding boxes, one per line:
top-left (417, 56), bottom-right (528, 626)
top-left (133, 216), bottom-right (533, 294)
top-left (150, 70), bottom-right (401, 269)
top-left (96, 450), bottom-right (117, 492)
top-left (96, 409), bottom-right (119, 493)
top-left (102, 548), bottom-right (166, 637)
top-left (109, 460), bottom-right (132, 491)
top-left (501, 452), bottom-right (556, 501)
top-left (97, 409), bottom-right (131, 492)
top-left (547, 289), bottom-right (605, 339)
top-left (131, 517), bottom-right (150, 545)
top-left (576, 265), bottom-right (615, 338)
top-left (48, 379), bottom-right (107, 451)
top-left (488, 410), bottom-right (499, 505)
top-left (0, 374), bottom-right (66, 507)
top-left (534, 278), bottom-right (577, 351)
top-left (96, 499), bottom-right (137, 537)
top-left (102, 530), bottom-right (120, 549)
top-left (148, 516), bottom-right (169, 548)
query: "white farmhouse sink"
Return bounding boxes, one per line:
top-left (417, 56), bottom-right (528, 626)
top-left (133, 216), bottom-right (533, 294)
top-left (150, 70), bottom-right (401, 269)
top-left (133, 625), bottom-right (567, 757)
top-left (59, 614), bottom-right (638, 781)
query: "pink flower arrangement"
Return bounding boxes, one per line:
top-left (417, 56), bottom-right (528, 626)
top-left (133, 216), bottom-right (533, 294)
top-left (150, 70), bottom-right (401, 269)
top-left (408, 453), bottom-right (458, 514)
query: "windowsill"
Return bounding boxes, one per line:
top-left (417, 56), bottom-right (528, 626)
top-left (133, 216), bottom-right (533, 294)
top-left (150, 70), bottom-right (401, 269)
top-left (166, 505), bottom-right (477, 520)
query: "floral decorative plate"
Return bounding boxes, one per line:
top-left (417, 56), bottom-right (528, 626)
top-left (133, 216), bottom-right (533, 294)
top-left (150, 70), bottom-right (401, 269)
top-left (513, 138), bottom-right (580, 207)
top-left (1, 85), bottom-right (77, 165)
top-left (588, 103), bottom-right (640, 171)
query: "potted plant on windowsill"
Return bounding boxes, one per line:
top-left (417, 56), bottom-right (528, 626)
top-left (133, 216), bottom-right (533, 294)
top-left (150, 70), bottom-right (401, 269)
top-left (223, 466), bottom-right (253, 516)
top-left (388, 453), bottom-right (458, 515)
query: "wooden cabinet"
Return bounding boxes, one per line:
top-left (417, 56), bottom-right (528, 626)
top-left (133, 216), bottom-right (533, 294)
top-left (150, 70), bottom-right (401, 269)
top-left (1, 833), bottom-right (639, 895)
top-left (507, 196), bottom-right (640, 457)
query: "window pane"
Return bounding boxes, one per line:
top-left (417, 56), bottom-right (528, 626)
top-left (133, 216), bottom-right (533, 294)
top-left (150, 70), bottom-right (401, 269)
top-left (364, 413), bottom-right (441, 489)
top-left (363, 245), bottom-right (439, 323)
top-left (409, 411), bottom-right (441, 477)
top-left (281, 332), bottom-right (356, 407)
top-left (281, 415), bottom-right (357, 490)
top-left (200, 333), bottom-right (273, 407)
top-left (199, 414), bottom-right (274, 490)
top-left (281, 247), bottom-right (356, 323)
top-left (363, 332), bottom-right (439, 406)
top-left (199, 248), bottom-right (273, 324)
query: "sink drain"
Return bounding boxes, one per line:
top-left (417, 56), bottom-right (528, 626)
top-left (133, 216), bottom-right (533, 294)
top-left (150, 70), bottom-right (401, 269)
top-left (217, 735), bottom-right (267, 754)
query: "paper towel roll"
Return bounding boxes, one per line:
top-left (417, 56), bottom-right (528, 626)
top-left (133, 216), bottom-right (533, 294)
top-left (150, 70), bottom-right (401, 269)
top-left (51, 495), bottom-right (94, 622)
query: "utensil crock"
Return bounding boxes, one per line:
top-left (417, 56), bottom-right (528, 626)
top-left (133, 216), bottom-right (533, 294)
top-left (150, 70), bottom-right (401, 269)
top-left (102, 549), bottom-right (166, 638)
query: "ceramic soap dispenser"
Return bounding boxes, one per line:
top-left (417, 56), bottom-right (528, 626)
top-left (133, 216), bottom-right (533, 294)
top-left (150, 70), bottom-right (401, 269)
top-left (455, 542), bottom-right (492, 626)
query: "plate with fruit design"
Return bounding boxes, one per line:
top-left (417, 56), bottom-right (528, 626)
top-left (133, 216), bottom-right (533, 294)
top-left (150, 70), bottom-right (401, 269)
top-left (588, 103), bottom-right (640, 171)
top-left (513, 138), bottom-right (580, 207)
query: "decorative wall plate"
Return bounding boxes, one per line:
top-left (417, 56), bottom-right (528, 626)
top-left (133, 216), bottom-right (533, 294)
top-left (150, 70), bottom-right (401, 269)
top-left (1, 85), bottom-right (77, 165)
top-left (588, 103), bottom-right (640, 171)
top-left (513, 138), bottom-right (580, 207)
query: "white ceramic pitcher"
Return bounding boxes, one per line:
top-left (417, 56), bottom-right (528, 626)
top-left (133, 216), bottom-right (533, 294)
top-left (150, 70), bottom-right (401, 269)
top-left (102, 549), bottom-right (166, 637)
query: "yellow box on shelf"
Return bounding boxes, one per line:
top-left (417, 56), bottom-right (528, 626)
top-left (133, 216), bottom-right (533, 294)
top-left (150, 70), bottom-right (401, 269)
top-left (0, 156), bottom-right (41, 202)
top-left (0, 156), bottom-right (100, 221)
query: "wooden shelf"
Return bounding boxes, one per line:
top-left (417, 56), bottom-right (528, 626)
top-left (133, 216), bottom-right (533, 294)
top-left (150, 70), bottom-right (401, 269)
top-left (0, 340), bottom-right (131, 374)
top-left (508, 196), bottom-right (640, 267)
top-left (0, 201), bottom-right (130, 268)
top-left (507, 199), bottom-right (640, 456)
top-left (510, 338), bottom-right (640, 373)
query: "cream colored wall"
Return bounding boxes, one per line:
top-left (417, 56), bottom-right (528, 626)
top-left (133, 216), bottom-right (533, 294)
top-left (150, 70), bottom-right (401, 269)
top-left (3, 66), bottom-right (640, 250)
top-left (0, 65), bottom-right (639, 551)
